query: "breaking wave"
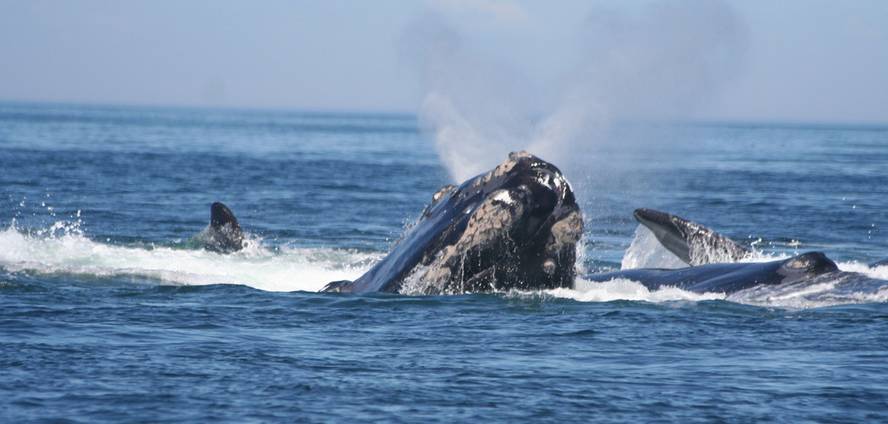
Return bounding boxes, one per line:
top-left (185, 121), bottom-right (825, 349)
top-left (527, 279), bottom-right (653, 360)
top-left (0, 221), bottom-right (375, 292)
top-left (3, 219), bottom-right (886, 309)
top-left (544, 278), bottom-right (725, 303)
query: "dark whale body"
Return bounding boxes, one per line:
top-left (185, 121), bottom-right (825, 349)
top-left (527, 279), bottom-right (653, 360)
top-left (587, 252), bottom-right (839, 294)
top-left (195, 202), bottom-right (245, 253)
top-left (324, 151), bottom-right (583, 294)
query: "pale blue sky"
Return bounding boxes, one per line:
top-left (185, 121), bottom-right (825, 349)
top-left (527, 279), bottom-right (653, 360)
top-left (1, 0), bottom-right (886, 123)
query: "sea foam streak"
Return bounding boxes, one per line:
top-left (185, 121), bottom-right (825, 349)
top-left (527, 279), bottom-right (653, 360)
top-left (0, 223), bottom-right (374, 292)
top-left (4, 221), bottom-right (886, 308)
top-left (545, 278), bottom-right (725, 303)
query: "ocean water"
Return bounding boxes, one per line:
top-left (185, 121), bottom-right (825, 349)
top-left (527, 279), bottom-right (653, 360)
top-left (1, 102), bottom-right (887, 422)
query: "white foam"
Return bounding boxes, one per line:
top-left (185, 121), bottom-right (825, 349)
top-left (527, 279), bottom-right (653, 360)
top-left (837, 260), bottom-right (888, 280)
top-left (620, 225), bottom-right (687, 269)
top-left (4, 220), bottom-right (887, 307)
top-left (728, 273), bottom-right (888, 310)
top-left (0, 223), bottom-right (376, 292)
top-left (543, 278), bottom-right (724, 303)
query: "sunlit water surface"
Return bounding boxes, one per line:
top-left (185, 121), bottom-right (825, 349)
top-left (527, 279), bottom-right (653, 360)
top-left (2, 103), bottom-right (887, 422)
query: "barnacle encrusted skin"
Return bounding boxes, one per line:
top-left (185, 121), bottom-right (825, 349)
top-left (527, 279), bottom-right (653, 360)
top-left (405, 189), bottom-right (525, 295)
top-left (472, 151), bottom-right (531, 189)
top-left (547, 210), bottom-right (583, 257)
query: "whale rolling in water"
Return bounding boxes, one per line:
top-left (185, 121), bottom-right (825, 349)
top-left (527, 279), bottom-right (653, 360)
top-left (587, 251), bottom-right (840, 294)
top-left (323, 151), bottom-right (584, 294)
top-left (585, 208), bottom-right (888, 295)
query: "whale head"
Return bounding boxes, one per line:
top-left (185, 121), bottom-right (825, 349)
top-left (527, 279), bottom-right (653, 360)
top-left (325, 151), bottom-right (583, 294)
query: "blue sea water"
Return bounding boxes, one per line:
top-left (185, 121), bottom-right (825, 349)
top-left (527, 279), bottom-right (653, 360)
top-left (1, 102), bottom-right (888, 422)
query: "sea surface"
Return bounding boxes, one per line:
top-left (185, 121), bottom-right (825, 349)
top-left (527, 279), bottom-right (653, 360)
top-left (1, 102), bottom-right (887, 422)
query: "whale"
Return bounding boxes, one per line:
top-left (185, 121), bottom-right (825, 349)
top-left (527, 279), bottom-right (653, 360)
top-left (587, 251), bottom-right (840, 294)
top-left (194, 202), bottom-right (245, 253)
top-left (323, 151), bottom-right (584, 294)
top-left (586, 208), bottom-right (841, 294)
top-left (314, 153), bottom-right (880, 296)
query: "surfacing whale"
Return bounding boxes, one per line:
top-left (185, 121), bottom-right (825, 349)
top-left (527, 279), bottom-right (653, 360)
top-left (194, 202), bottom-right (245, 253)
top-left (588, 251), bottom-right (839, 294)
top-left (634, 207), bottom-right (888, 270)
top-left (587, 208), bottom-right (842, 294)
top-left (323, 151), bottom-right (583, 294)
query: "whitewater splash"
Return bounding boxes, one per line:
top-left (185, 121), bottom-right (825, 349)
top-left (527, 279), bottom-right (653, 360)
top-left (0, 222), bottom-right (375, 292)
top-left (3, 220), bottom-right (886, 308)
top-left (728, 262), bottom-right (888, 309)
top-left (545, 278), bottom-right (725, 303)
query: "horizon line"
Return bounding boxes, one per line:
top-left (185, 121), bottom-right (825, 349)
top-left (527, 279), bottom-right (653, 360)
top-left (2, 97), bottom-right (887, 130)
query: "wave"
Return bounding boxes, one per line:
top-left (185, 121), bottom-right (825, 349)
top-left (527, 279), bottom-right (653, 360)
top-left (3, 219), bottom-right (887, 309)
top-left (544, 278), bottom-right (725, 303)
top-left (0, 221), bottom-right (375, 292)
top-left (534, 270), bottom-right (888, 309)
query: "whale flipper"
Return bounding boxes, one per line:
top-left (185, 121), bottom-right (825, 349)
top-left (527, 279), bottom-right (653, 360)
top-left (633, 208), bottom-right (750, 266)
top-left (200, 202), bottom-right (245, 253)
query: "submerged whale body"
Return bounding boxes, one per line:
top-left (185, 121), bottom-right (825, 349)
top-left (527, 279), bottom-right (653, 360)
top-left (195, 202), bottom-right (245, 253)
top-left (592, 208), bottom-right (841, 294)
top-left (588, 251), bottom-right (839, 294)
top-left (324, 151), bottom-right (584, 294)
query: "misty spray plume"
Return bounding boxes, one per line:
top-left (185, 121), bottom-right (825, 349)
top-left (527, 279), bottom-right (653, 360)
top-left (400, 0), bottom-right (747, 181)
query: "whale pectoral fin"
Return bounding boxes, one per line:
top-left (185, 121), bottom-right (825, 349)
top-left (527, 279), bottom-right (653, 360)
top-left (633, 208), bottom-right (750, 266)
top-left (322, 280), bottom-right (354, 293)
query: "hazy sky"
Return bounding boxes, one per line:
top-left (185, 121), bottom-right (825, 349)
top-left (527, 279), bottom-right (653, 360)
top-left (1, 0), bottom-right (886, 123)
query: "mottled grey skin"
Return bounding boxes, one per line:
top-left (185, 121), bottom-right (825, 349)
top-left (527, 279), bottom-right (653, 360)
top-left (196, 202), bottom-right (245, 253)
top-left (324, 151), bottom-right (583, 294)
